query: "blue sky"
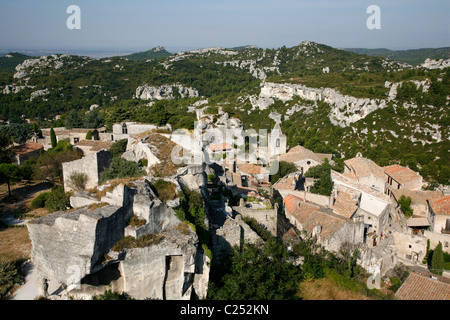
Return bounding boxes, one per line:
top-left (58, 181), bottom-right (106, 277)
top-left (0, 0), bottom-right (449, 52)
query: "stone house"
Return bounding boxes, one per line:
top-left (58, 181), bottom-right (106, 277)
top-left (278, 145), bottom-right (334, 174)
top-left (13, 142), bottom-right (42, 165)
top-left (39, 128), bottom-right (95, 149)
top-left (343, 156), bottom-right (386, 193)
top-left (284, 195), bottom-right (364, 253)
top-left (428, 195), bottom-right (450, 235)
top-left (331, 170), bottom-right (391, 245)
top-left (390, 189), bottom-right (441, 233)
top-left (111, 122), bottom-right (172, 142)
top-left (237, 163), bottom-right (270, 184)
top-left (62, 150), bottom-right (112, 192)
top-left (384, 164), bottom-right (423, 196)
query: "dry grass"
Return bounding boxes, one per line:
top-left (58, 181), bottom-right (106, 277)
top-left (298, 278), bottom-right (371, 300)
top-left (93, 177), bottom-right (143, 199)
top-left (0, 226), bottom-right (31, 263)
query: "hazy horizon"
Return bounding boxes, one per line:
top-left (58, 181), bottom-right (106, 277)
top-left (1, 0), bottom-right (449, 57)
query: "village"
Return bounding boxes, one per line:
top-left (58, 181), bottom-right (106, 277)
top-left (4, 104), bottom-right (450, 301)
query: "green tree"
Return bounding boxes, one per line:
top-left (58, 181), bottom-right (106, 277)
top-left (431, 242), bottom-right (444, 276)
top-left (64, 109), bottom-right (83, 130)
top-left (270, 161), bottom-right (298, 184)
top-left (398, 195), bottom-right (413, 218)
top-left (0, 163), bottom-right (23, 197)
top-left (208, 240), bottom-right (302, 300)
top-left (83, 108), bottom-right (104, 129)
top-left (108, 139), bottom-right (128, 158)
top-left (0, 123), bottom-right (32, 144)
top-left (50, 127), bottom-right (57, 148)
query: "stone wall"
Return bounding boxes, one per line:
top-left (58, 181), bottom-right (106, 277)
top-left (62, 150), bottom-right (112, 192)
top-left (232, 204), bottom-right (278, 236)
top-left (27, 205), bottom-right (132, 296)
top-left (277, 189), bottom-right (332, 207)
top-left (324, 221), bottom-right (365, 253)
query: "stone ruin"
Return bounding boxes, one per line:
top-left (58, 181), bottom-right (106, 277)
top-left (27, 179), bottom-right (210, 300)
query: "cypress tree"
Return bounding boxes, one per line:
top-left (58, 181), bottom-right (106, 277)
top-left (50, 127), bottom-right (57, 148)
top-left (431, 242), bottom-right (444, 276)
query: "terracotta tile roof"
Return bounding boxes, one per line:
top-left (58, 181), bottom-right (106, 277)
top-left (273, 173), bottom-right (298, 191)
top-left (237, 163), bottom-right (270, 176)
top-left (331, 170), bottom-right (391, 203)
top-left (428, 195), bottom-right (450, 216)
top-left (332, 186), bottom-right (360, 219)
top-left (279, 145), bottom-right (332, 164)
top-left (384, 164), bottom-right (422, 185)
top-left (392, 189), bottom-right (442, 207)
top-left (208, 142), bottom-right (232, 152)
top-left (344, 157), bottom-right (385, 181)
top-left (14, 142), bottom-right (42, 155)
top-left (291, 203), bottom-right (349, 240)
top-left (76, 140), bottom-right (114, 151)
top-left (283, 194), bottom-right (304, 213)
top-left (395, 273), bottom-right (450, 300)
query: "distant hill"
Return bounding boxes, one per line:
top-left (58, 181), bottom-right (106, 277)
top-left (343, 47), bottom-right (450, 65)
top-left (0, 52), bottom-right (32, 73)
top-left (121, 46), bottom-right (173, 61)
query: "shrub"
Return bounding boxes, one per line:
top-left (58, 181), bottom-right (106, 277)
top-left (108, 139), bottom-right (128, 158)
top-left (99, 157), bottom-right (146, 184)
top-left (68, 172), bottom-right (88, 191)
top-left (92, 289), bottom-right (133, 300)
top-left (0, 259), bottom-right (18, 286)
top-left (128, 215), bottom-right (146, 228)
top-left (85, 130), bottom-right (93, 140)
top-left (151, 179), bottom-right (176, 203)
top-left (45, 187), bottom-right (70, 212)
top-left (31, 192), bottom-right (50, 210)
top-left (139, 158), bottom-right (148, 167)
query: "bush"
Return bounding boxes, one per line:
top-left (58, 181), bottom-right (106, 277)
top-left (85, 130), bottom-right (93, 140)
top-left (99, 157), bottom-right (146, 184)
top-left (31, 192), bottom-right (50, 210)
top-left (92, 289), bottom-right (133, 300)
top-left (45, 187), bottom-right (70, 212)
top-left (68, 172), bottom-right (88, 191)
top-left (0, 259), bottom-right (19, 286)
top-left (108, 139), bottom-right (128, 158)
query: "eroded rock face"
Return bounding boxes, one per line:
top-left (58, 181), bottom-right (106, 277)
top-left (250, 82), bottom-right (390, 127)
top-left (135, 84), bottom-right (199, 100)
top-left (27, 205), bottom-right (132, 296)
top-left (28, 180), bottom-right (210, 300)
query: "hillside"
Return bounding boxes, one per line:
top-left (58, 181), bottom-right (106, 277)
top-left (0, 52), bottom-right (33, 74)
top-left (343, 47), bottom-right (450, 66)
top-left (0, 40), bottom-right (448, 184)
top-left (121, 46), bottom-right (173, 61)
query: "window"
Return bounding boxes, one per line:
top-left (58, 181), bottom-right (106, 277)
top-left (276, 138), bottom-right (280, 148)
top-left (122, 123), bottom-right (128, 134)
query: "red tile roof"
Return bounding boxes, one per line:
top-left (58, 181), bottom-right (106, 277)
top-left (14, 142), bottom-right (42, 155)
top-left (283, 194), bottom-right (304, 213)
top-left (291, 203), bottom-right (349, 240)
top-left (395, 273), bottom-right (450, 300)
top-left (385, 164), bottom-right (422, 185)
top-left (428, 195), bottom-right (450, 216)
top-left (209, 142), bottom-right (232, 152)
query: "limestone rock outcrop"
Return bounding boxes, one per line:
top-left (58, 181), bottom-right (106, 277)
top-left (27, 180), bottom-right (210, 300)
top-left (135, 84), bottom-right (199, 100)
